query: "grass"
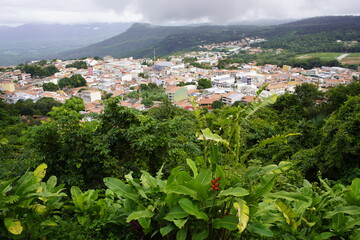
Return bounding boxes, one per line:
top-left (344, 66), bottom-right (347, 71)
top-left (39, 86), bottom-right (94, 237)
top-left (348, 53), bottom-right (360, 57)
top-left (296, 52), bottom-right (360, 65)
top-left (296, 52), bottom-right (343, 60)
top-left (342, 53), bottom-right (360, 65)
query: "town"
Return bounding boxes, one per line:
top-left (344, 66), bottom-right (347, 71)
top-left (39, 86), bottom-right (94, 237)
top-left (1, 42), bottom-right (359, 116)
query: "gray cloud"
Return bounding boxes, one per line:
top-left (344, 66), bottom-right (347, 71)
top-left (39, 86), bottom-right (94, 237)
top-left (0, 0), bottom-right (359, 26)
top-left (133, 0), bottom-right (360, 24)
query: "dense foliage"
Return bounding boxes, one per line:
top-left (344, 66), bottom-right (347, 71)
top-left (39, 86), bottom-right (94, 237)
top-left (65, 61), bottom-right (88, 69)
top-left (42, 82), bottom-right (59, 91)
top-left (59, 16), bottom-right (360, 60)
top-left (1, 81), bottom-right (360, 239)
top-left (16, 63), bottom-right (59, 78)
top-left (197, 78), bottom-right (212, 89)
top-left (126, 83), bottom-right (168, 107)
top-left (58, 74), bottom-right (87, 89)
top-left (217, 51), bottom-right (346, 70)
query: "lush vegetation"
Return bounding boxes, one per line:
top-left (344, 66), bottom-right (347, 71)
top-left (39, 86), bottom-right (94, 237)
top-left (1, 81), bottom-right (360, 239)
top-left (65, 61), bottom-right (88, 69)
top-left (217, 51), bottom-right (345, 70)
top-left (42, 82), bottom-right (59, 91)
top-left (16, 63), bottom-right (59, 78)
top-left (126, 83), bottom-right (168, 107)
top-left (59, 16), bottom-right (360, 60)
top-left (57, 74), bottom-right (87, 89)
top-left (197, 78), bottom-right (212, 90)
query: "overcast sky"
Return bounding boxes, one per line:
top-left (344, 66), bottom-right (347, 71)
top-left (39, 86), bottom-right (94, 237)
top-left (0, 0), bottom-right (359, 26)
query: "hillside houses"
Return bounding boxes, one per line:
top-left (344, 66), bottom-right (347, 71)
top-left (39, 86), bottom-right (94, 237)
top-left (1, 48), bottom-right (359, 115)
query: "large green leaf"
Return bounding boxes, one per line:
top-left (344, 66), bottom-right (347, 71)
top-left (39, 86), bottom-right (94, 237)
top-left (175, 171), bottom-right (193, 184)
top-left (195, 169), bottom-right (212, 186)
top-left (104, 177), bottom-right (138, 202)
top-left (14, 172), bottom-right (38, 196)
top-left (160, 224), bottom-right (175, 236)
top-left (313, 232), bottom-right (336, 240)
top-left (215, 164), bottom-right (227, 188)
top-left (218, 187), bottom-right (249, 197)
top-left (324, 206), bottom-right (360, 218)
top-left (233, 200), bottom-right (249, 233)
top-left (138, 217), bottom-right (151, 229)
top-left (247, 223), bottom-right (273, 237)
top-left (165, 184), bottom-right (198, 199)
top-left (179, 198), bottom-right (208, 221)
top-left (294, 198), bottom-right (312, 216)
top-left (186, 159), bottom-right (198, 178)
top-left (39, 220), bottom-right (57, 226)
top-left (70, 186), bottom-right (82, 208)
top-left (198, 128), bottom-right (229, 145)
top-left (275, 199), bottom-right (297, 230)
top-left (46, 175), bottom-right (58, 190)
top-left (251, 175), bottom-right (276, 200)
top-left (331, 213), bottom-right (347, 232)
top-left (345, 178), bottom-right (360, 205)
top-left (212, 215), bottom-right (238, 230)
top-left (126, 209), bottom-right (154, 222)
top-left (33, 163), bottom-right (47, 182)
top-left (4, 218), bottom-right (23, 235)
top-left (140, 171), bottom-right (158, 189)
top-left (351, 229), bottom-right (360, 240)
top-left (192, 229), bottom-right (209, 240)
top-left (4, 195), bottom-right (19, 204)
top-left (0, 137), bottom-right (8, 145)
top-left (0, 178), bottom-right (15, 196)
top-left (164, 206), bottom-right (190, 221)
top-left (342, 217), bottom-right (360, 232)
top-left (174, 218), bottom-right (188, 229)
top-left (350, 178), bottom-right (360, 196)
top-left (125, 172), bottom-right (141, 189)
top-left (243, 94), bottom-right (277, 120)
top-left (265, 191), bottom-right (311, 202)
top-left (185, 179), bottom-right (208, 201)
top-left (176, 228), bottom-right (187, 240)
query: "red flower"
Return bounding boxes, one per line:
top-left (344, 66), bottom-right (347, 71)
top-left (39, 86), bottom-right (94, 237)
top-left (210, 176), bottom-right (221, 191)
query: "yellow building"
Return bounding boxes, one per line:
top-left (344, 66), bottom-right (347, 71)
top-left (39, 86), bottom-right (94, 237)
top-left (0, 81), bottom-right (15, 92)
top-left (282, 65), bottom-right (292, 70)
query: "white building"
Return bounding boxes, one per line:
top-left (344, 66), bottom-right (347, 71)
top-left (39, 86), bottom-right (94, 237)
top-left (81, 90), bottom-right (102, 103)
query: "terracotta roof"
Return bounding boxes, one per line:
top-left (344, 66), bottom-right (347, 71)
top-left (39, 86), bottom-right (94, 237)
top-left (242, 95), bottom-right (256, 103)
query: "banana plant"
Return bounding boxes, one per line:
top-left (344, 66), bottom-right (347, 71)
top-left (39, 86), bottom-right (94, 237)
top-left (0, 163), bottom-right (66, 239)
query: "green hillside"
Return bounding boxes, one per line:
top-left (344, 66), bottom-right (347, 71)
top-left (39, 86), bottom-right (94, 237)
top-left (58, 16), bottom-right (360, 60)
top-left (58, 23), bottom-right (266, 59)
top-left (254, 16), bottom-right (360, 53)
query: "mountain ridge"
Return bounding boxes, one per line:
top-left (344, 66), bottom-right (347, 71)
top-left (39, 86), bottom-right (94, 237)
top-left (57, 16), bottom-right (360, 60)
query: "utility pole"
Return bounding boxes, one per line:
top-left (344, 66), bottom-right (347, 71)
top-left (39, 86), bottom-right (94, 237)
top-left (153, 48), bottom-right (156, 62)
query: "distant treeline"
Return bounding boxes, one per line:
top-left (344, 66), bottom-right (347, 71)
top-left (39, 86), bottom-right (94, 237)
top-left (217, 51), bottom-right (358, 70)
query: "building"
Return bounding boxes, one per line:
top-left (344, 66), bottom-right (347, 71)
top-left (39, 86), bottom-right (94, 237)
top-left (81, 90), bottom-right (102, 103)
top-left (0, 81), bottom-right (15, 92)
top-left (166, 87), bottom-right (188, 103)
top-left (221, 92), bottom-right (244, 106)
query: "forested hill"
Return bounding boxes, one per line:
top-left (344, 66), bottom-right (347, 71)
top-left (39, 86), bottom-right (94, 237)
top-left (254, 16), bottom-right (360, 53)
top-left (57, 23), bottom-right (265, 59)
top-left (58, 16), bottom-right (360, 60)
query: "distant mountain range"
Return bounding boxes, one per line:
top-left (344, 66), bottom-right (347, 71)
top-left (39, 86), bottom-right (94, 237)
top-left (57, 16), bottom-right (360, 60)
top-left (1, 16), bottom-right (359, 66)
top-left (57, 23), bottom-right (266, 60)
top-left (0, 23), bottom-right (132, 65)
